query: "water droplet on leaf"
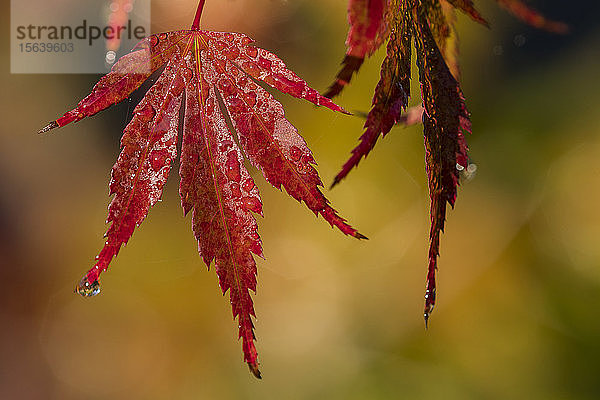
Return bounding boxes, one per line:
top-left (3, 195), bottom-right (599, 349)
top-left (242, 196), bottom-right (262, 214)
top-left (225, 152), bottom-right (241, 182)
top-left (231, 182), bottom-right (242, 197)
top-left (150, 149), bottom-right (168, 172)
top-left (242, 179), bottom-right (255, 192)
top-left (290, 146), bottom-right (302, 161)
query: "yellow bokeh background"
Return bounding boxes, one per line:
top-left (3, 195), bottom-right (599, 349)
top-left (1, 0), bottom-right (599, 398)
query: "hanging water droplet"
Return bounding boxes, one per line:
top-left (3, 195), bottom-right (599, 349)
top-left (424, 287), bottom-right (436, 328)
top-left (513, 34), bottom-right (526, 47)
top-left (75, 276), bottom-right (101, 297)
top-left (460, 162), bottom-right (478, 181)
top-left (105, 50), bottom-right (117, 65)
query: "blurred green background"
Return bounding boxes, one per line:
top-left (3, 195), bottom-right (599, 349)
top-left (1, 0), bottom-right (599, 398)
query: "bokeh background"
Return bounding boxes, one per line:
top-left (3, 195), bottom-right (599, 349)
top-left (1, 0), bottom-right (599, 398)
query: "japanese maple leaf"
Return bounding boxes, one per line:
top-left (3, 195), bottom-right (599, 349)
top-left (39, 1), bottom-right (364, 378)
top-left (326, 0), bottom-right (565, 99)
top-left (326, 0), bottom-right (565, 324)
top-left (323, 0), bottom-right (390, 98)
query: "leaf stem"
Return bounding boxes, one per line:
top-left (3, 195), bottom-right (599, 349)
top-left (191, 0), bottom-right (206, 30)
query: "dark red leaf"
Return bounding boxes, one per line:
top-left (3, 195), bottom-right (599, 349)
top-left (412, 4), bottom-right (470, 324)
top-left (330, 0), bottom-right (565, 324)
top-left (324, 0), bottom-right (389, 98)
top-left (332, 0), bottom-right (412, 187)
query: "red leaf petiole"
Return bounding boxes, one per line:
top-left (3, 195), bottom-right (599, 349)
top-left (191, 0), bottom-right (206, 31)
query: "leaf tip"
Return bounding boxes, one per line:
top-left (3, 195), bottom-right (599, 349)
top-left (340, 107), bottom-right (352, 116)
top-left (38, 121), bottom-right (59, 134)
top-left (248, 362), bottom-right (262, 379)
top-left (423, 287), bottom-right (436, 328)
top-left (354, 232), bottom-right (368, 240)
top-left (329, 176), bottom-right (341, 190)
top-left (477, 15), bottom-right (491, 29)
top-left (552, 22), bottom-right (570, 34)
top-left (322, 55), bottom-right (365, 99)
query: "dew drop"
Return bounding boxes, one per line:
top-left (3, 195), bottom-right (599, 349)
top-left (244, 92), bottom-right (257, 107)
top-left (258, 57), bottom-right (271, 69)
top-left (237, 76), bottom-right (248, 87)
top-left (513, 34), bottom-right (526, 47)
top-left (221, 140), bottom-right (233, 150)
top-left (215, 40), bottom-right (226, 51)
top-left (75, 276), bottom-right (101, 297)
top-left (246, 46), bottom-right (258, 58)
top-left (227, 97), bottom-right (244, 113)
top-left (215, 59), bottom-right (227, 72)
top-left (224, 47), bottom-right (240, 59)
top-left (231, 182), bottom-right (242, 197)
top-left (150, 149), bottom-right (168, 172)
top-left (300, 153), bottom-right (314, 164)
top-left (105, 50), bottom-right (117, 65)
top-left (290, 146), bottom-right (302, 161)
top-left (205, 97), bottom-right (215, 114)
top-left (424, 288), bottom-right (435, 301)
top-left (242, 179), bottom-right (255, 193)
top-left (140, 104), bottom-right (155, 121)
top-left (243, 61), bottom-right (260, 76)
top-left (225, 152), bottom-right (241, 182)
top-left (242, 196), bottom-right (262, 214)
top-left (200, 78), bottom-right (210, 99)
top-left (182, 67), bottom-right (193, 80)
top-left (461, 163), bottom-right (478, 181)
top-left (281, 77), bottom-right (304, 97)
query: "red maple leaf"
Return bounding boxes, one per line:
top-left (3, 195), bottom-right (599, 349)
top-left (39, 1), bottom-right (365, 378)
top-left (325, 0), bottom-right (566, 324)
